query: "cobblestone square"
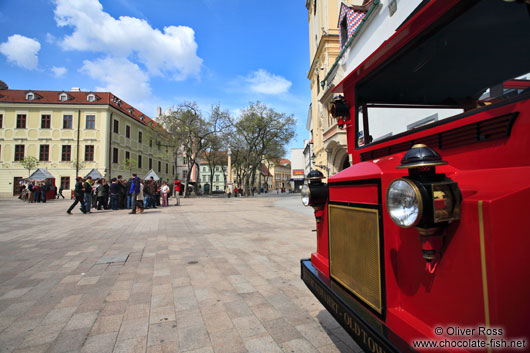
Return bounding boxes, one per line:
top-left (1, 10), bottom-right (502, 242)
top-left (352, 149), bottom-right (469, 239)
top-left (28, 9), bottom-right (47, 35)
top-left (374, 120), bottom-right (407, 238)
top-left (0, 196), bottom-right (361, 353)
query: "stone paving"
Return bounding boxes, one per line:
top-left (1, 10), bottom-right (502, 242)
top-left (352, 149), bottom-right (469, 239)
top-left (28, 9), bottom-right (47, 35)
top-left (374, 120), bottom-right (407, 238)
top-left (0, 195), bottom-right (362, 353)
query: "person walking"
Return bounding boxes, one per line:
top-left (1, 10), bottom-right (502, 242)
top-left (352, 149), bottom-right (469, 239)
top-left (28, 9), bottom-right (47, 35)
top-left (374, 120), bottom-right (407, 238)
top-left (129, 174), bottom-right (140, 214)
top-left (84, 176), bottom-right (94, 213)
top-left (174, 178), bottom-right (181, 206)
top-left (67, 177), bottom-right (86, 214)
top-left (57, 184), bottom-right (65, 199)
top-left (160, 181), bottom-right (169, 207)
top-left (226, 185), bottom-right (231, 198)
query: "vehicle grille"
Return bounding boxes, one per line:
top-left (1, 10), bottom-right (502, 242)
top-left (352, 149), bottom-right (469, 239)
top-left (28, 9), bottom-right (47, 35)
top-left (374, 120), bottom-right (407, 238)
top-left (329, 204), bottom-right (382, 314)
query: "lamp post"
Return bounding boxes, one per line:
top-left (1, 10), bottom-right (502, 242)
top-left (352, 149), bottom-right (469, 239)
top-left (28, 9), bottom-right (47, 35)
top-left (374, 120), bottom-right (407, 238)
top-left (227, 147), bottom-right (232, 193)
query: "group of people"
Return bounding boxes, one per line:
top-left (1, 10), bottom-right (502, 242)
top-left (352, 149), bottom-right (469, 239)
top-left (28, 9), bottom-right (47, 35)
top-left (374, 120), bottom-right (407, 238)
top-left (18, 181), bottom-right (56, 203)
top-left (67, 174), bottom-right (182, 215)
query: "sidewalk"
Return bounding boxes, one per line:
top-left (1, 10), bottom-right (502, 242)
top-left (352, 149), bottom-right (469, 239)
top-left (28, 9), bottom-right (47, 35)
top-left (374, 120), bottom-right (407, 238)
top-left (0, 197), bottom-right (361, 353)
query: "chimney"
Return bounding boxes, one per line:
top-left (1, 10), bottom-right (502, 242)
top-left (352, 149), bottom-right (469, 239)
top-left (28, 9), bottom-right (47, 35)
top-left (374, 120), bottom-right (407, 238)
top-left (157, 106), bottom-right (162, 117)
top-left (70, 87), bottom-right (81, 92)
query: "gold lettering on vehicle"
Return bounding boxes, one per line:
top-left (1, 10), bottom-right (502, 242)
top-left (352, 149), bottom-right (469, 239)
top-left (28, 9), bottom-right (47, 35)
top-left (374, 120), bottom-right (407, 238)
top-left (303, 270), bottom-right (387, 353)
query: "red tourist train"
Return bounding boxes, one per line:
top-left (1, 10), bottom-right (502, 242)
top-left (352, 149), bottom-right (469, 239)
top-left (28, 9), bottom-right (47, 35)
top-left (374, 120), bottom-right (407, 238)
top-left (300, 0), bottom-right (530, 352)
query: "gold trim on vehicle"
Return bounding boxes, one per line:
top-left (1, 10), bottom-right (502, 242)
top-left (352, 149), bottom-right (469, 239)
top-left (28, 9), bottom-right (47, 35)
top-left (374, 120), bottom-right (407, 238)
top-left (329, 204), bottom-right (382, 314)
top-left (478, 200), bottom-right (492, 353)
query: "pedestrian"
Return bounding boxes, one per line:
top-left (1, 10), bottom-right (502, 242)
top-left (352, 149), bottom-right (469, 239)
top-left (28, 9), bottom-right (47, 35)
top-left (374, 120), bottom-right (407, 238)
top-left (84, 176), bottom-right (94, 213)
top-left (96, 179), bottom-right (106, 210)
top-left (57, 184), bottom-right (65, 199)
top-left (129, 174), bottom-right (140, 214)
top-left (34, 183), bottom-right (41, 203)
top-left (126, 177), bottom-right (133, 209)
top-left (234, 186), bottom-right (238, 198)
top-left (28, 181), bottom-right (34, 203)
top-left (117, 175), bottom-right (125, 209)
top-left (174, 178), bottom-right (181, 206)
top-left (133, 179), bottom-right (145, 214)
top-left (226, 185), bottom-right (231, 198)
top-left (109, 178), bottom-right (120, 210)
top-left (67, 177), bottom-right (86, 214)
top-left (41, 182), bottom-right (48, 203)
top-left (160, 181), bottom-right (169, 207)
top-left (103, 178), bottom-right (110, 209)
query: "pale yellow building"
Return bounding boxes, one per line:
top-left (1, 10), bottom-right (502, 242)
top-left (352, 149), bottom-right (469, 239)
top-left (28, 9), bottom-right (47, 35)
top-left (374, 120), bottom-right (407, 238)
top-left (269, 159), bottom-right (291, 192)
top-left (306, 1), bottom-right (373, 178)
top-left (0, 88), bottom-right (175, 197)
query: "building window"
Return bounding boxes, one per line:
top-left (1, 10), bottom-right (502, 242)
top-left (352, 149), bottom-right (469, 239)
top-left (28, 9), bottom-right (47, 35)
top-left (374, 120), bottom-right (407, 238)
top-left (215, 175), bottom-right (219, 182)
top-left (183, 170), bottom-right (187, 179)
top-left (126, 125), bottom-right (130, 138)
top-left (149, 139), bottom-right (152, 148)
top-left (340, 16), bottom-right (348, 48)
top-left (14, 144), bottom-right (24, 161)
top-left (61, 177), bottom-right (70, 190)
top-left (149, 158), bottom-right (152, 170)
top-left (59, 93), bottom-right (68, 101)
top-left (85, 145), bottom-right (94, 161)
top-left (113, 148), bottom-right (118, 164)
top-left (39, 145), bottom-right (49, 161)
top-left (166, 163), bottom-right (168, 174)
top-left (158, 161), bottom-right (161, 173)
top-left (114, 119), bottom-right (119, 133)
top-left (62, 145), bottom-right (71, 161)
top-left (125, 151), bottom-right (130, 160)
top-left (26, 92), bottom-right (34, 100)
top-left (41, 114), bottom-right (51, 128)
top-left (87, 94), bottom-right (95, 102)
top-left (138, 155), bottom-right (142, 168)
top-left (86, 115), bottom-right (95, 129)
top-left (16, 114), bottom-right (26, 128)
top-left (63, 115), bottom-right (73, 129)
top-left (0, 114), bottom-right (3, 128)
top-left (138, 131), bottom-right (142, 143)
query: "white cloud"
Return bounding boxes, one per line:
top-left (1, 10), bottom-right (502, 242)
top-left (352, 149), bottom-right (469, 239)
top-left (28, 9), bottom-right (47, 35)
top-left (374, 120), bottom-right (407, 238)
top-left (51, 66), bottom-right (67, 77)
top-left (53, 0), bottom-right (202, 79)
top-left (244, 69), bottom-right (292, 95)
top-left (0, 34), bottom-right (40, 70)
top-left (80, 56), bottom-right (151, 104)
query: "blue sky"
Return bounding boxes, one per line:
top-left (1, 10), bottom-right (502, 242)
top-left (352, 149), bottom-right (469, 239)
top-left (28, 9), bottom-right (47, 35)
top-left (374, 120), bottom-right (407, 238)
top-left (0, 0), bottom-right (311, 155)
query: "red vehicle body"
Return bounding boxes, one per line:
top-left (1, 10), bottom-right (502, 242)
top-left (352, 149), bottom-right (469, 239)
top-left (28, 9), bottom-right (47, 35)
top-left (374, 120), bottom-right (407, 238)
top-left (301, 0), bottom-right (530, 352)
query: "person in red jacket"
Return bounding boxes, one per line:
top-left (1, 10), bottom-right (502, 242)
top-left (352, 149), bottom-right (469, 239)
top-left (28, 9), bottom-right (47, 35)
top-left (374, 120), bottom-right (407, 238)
top-left (174, 178), bottom-right (181, 206)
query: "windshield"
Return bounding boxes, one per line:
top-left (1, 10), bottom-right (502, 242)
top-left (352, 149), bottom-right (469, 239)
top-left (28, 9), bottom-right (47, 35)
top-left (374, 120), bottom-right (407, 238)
top-left (355, 0), bottom-right (530, 146)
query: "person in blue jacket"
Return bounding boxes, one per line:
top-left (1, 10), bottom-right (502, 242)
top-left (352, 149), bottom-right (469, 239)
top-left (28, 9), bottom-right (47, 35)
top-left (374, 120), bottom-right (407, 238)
top-left (129, 174), bottom-right (140, 214)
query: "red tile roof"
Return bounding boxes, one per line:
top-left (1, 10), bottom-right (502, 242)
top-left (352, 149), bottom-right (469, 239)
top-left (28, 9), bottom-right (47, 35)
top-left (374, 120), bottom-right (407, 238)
top-left (279, 159), bottom-right (291, 166)
top-left (0, 89), bottom-right (156, 128)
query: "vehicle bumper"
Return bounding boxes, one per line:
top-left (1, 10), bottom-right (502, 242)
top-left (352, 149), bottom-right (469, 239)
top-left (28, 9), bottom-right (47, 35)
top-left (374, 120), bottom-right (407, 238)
top-left (301, 259), bottom-right (416, 353)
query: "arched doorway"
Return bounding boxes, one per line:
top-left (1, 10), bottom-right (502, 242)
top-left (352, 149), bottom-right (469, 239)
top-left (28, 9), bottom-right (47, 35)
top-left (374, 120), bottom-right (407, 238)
top-left (341, 154), bottom-right (350, 170)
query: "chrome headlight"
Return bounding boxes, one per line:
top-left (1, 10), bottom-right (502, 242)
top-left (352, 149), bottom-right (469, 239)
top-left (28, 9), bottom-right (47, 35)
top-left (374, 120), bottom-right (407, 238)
top-left (301, 184), bottom-right (310, 206)
top-left (386, 178), bottom-right (423, 228)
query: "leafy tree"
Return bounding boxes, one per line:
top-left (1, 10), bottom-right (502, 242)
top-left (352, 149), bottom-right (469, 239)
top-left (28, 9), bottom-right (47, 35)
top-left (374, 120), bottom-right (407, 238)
top-left (158, 102), bottom-right (230, 197)
top-left (229, 102), bottom-right (295, 196)
top-left (72, 159), bottom-right (86, 178)
top-left (121, 158), bottom-right (137, 178)
top-left (21, 156), bottom-right (39, 177)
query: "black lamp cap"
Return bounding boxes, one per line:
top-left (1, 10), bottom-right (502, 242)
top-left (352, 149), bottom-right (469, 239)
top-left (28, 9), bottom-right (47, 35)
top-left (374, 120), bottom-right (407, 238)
top-left (306, 170), bottom-right (325, 180)
top-left (397, 144), bottom-right (448, 169)
top-left (330, 96), bottom-right (350, 118)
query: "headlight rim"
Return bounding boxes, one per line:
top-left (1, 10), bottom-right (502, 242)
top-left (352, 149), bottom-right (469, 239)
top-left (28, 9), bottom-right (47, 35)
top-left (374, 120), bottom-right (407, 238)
top-left (301, 183), bottom-right (311, 207)
top-left (386, 178), bottom-right (424, 228)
